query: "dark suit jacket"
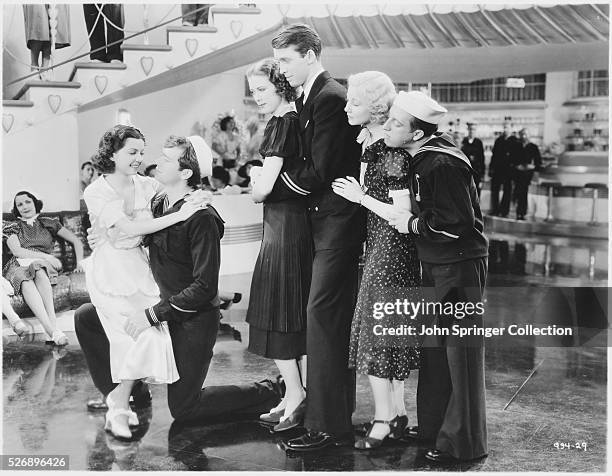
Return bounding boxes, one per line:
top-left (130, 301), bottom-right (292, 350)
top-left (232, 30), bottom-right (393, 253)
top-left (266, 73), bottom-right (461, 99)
top-left (461, 137), bottom-right (485, 179)
top-left (268, 71), bottom-right (365, 250)
top-left (489, 134), bottom-right (519, 179)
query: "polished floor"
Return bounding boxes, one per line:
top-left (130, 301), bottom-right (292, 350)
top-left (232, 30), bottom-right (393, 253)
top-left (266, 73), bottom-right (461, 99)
top-left (2, 233), bottom-right (608, 472)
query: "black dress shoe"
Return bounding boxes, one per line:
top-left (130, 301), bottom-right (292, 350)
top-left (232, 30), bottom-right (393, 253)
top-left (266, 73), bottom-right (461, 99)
top-left (87, 398), bottom-right (108, 411)
top-left (284, 430), bottom-right (353, 452)
top-left (131, 382), bottom-right (152, 408)
top-left (404, 425), bottom-right (419, 439)
top-left (424, 449), bottom-right (459, 464)
top-left (219, 293), bottom-right (242, 310)
top-left (271, 375), bottom-right (286, 399)
top-left (399, 425), bottom-right (436, 444)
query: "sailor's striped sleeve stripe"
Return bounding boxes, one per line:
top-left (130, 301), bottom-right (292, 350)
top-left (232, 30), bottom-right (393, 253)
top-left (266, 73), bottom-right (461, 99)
top-left (408, 216), bottom-right (420, 235)
top-left (427, 223), bottom-right (460, 239)
top-left (280, 172), bottom-right (310, 196)
top-left (170, 303), bottom-right (197, 313)
top-left (145, 306), bottom-right (160, 326)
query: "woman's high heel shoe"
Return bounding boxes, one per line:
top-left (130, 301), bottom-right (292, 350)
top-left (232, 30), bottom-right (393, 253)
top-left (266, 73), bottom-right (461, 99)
top-left (260, 407), bottom-right (285, 425)
top-left (106, 394), bottom-right (139, 427)
top-left (354, 418), bottom-right (403, 450)
top-left (104, 408), bottom-right (133, 439)
top-left (273, 399), bottom-right (307, 432)
top-left (10, 319), bottom-right (28, 338)
top-left (355, 414), bottom-right (408, 438)
top-left (51, 330), bottom-right (68, 346)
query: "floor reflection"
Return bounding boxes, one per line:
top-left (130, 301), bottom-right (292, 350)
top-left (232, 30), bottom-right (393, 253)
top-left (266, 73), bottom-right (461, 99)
top-left (2, 231), bottom-right (608, 471)
top-left (487, 233), bottom-right (607, 284)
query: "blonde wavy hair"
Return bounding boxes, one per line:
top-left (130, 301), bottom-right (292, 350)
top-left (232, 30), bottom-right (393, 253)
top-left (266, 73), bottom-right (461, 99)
top-left (347, 71), bottom-right (396, 125)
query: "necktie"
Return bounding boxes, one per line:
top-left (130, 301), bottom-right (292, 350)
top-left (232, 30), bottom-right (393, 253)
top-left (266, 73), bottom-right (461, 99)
top-left (296, 93), bottom-right (304, 113)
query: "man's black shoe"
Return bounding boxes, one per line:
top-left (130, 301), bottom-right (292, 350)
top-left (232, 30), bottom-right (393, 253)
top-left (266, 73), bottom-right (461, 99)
top-left (424, 449), bottom-right (459, 464)
top-left (271, 375), bottom-right (286, 399)
top-left (398, 426), bottom-right (435, 444)
top-left (283, 430), bottom-right (353, 452)
top-left (87, 398), bottom-right (108, 411)
top-left (404, 425), bottom-right (419, 439)
top-left (131, 382), bottom-right (152, 408)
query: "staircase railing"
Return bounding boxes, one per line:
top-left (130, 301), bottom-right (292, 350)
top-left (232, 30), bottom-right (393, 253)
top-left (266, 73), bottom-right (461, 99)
top-left (7, 4), bottom-right (211, 87)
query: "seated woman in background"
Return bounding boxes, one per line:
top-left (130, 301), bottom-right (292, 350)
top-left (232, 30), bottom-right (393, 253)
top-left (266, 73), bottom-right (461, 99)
top-left (3, 190), bottom-right (85, 345)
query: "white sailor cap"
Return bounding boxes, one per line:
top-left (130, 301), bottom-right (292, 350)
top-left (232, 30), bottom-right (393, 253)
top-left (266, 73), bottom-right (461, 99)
top-left (394, 91), bottom-right (447, 125)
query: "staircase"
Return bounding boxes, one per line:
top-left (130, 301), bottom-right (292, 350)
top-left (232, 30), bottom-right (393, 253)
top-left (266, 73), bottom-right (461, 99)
top-left (3, 6), bottom-right (278, 135)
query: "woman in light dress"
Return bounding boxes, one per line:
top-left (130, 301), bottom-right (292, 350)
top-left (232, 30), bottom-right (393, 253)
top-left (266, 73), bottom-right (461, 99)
top-left (83, 125), bottom-right (204, 439)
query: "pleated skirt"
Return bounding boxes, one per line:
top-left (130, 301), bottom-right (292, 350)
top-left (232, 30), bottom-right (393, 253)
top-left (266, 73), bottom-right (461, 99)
top-left (246, 199), bottom-right (312, 359)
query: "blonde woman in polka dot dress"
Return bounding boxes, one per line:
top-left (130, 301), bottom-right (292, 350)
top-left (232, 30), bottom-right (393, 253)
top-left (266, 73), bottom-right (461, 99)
top-left (333, 72), bottom-right (421, 449)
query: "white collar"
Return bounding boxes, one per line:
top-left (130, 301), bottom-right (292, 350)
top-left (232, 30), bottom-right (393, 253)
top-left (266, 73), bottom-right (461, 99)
top-left (302, 68), bottom-right (325, 103)
top-left (356, 124), bottom-right (385, 151)
top-left (19, 214), bottom-right (39, 226)
top-left (272, 102), bottom-right (295, 117)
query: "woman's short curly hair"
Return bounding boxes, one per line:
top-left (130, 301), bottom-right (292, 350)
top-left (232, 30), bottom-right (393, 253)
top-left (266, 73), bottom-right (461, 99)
top-left (12, 190), bottom-right (43, 217)
top-left (246, 58), bottom-right (298, 103)
top-left (347, 71), bottom-right (397, 125)
top-left (92, 125), bottom-right (146, 174)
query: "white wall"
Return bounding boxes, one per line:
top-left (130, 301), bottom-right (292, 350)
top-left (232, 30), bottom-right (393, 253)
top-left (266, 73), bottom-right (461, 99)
top-left (2, 62), bottom-right (251, 212)
top-left (76, 63), bottom-right (250, 170)
top-left (2, 111), bottom-right (80, 212)
top-left (543, 71), bottom-right (575, 146)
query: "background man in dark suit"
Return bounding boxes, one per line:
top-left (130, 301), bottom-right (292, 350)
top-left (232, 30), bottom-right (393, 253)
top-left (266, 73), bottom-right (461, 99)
top-left (461, 122), bottom-right (485, 197)
top-left (489, 122), bottom-right (519, 217)
top-left (512, 128), bottom-right (542, 220)
top-left (267, 23), bottom-right (364, 452)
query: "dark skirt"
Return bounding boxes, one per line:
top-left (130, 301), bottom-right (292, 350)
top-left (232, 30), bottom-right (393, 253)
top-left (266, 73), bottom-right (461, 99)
top-left (248, 326), bottom-right (306, 360)
top-left (246, 198), bottom-right (312, 357)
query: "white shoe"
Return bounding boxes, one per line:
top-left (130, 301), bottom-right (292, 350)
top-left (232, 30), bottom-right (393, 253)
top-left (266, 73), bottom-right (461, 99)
top-left (106, 394), bottom-right (139, 426)
top-left (104, 408), bottom-right (132, 439)
top-left (51, 330), bottom-right (68, 346)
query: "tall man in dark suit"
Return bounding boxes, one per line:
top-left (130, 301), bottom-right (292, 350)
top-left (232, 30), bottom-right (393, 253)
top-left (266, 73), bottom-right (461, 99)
top-left (268, 23), bottom-right (364, 451)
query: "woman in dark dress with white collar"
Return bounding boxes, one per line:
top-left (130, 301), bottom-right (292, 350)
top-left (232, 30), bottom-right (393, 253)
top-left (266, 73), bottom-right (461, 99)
top-left (245, 58), bottom-right (312, 432)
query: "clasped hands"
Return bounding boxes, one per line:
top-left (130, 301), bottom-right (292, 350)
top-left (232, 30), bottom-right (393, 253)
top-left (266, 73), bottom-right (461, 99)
top-left (332, 176), bottom-right (414, 233)
top-left (122, 311), bottom-right (152, 340)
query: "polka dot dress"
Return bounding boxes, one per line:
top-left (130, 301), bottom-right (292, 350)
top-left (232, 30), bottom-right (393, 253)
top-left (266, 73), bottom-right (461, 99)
top-left (348, 140), bottom-right (421, 380)
top-left (2, 217), bottom-right (62, 295)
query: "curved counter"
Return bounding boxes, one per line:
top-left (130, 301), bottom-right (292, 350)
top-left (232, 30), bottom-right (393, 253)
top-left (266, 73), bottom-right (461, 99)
top-left (212, 193), bottom-right (263, 276)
